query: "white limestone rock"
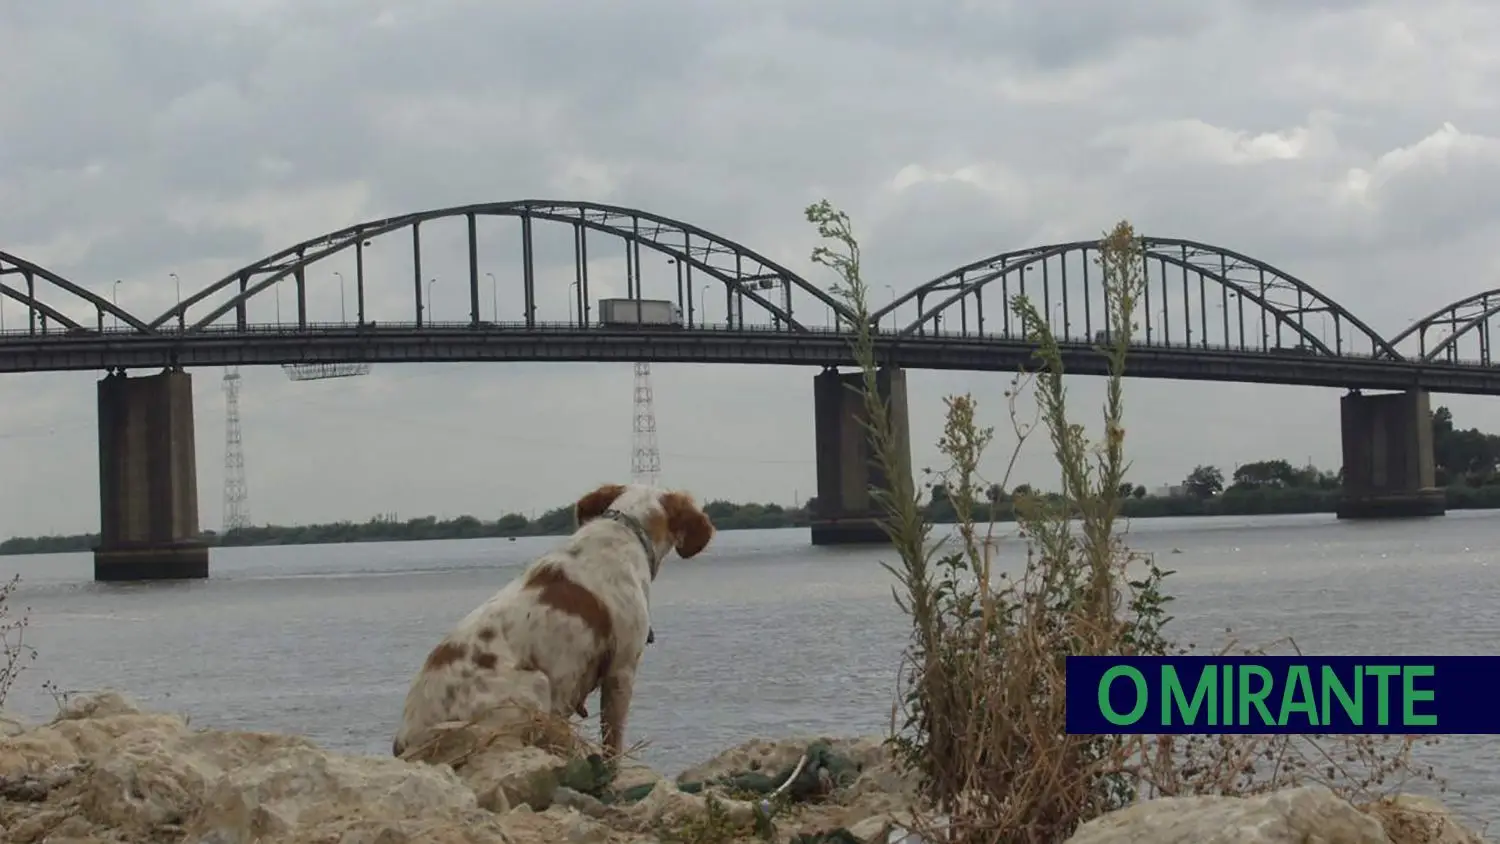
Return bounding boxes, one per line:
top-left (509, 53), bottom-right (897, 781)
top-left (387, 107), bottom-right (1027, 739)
top-left (1065, 785), bottom-right (1389, 844)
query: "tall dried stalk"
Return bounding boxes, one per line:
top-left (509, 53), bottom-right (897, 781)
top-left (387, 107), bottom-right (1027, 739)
top-left (0, 574), bottom-right (34, 708)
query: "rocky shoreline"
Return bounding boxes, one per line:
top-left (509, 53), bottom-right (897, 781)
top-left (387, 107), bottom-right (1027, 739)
top-left (0, 692), bottom-right (1487, 843)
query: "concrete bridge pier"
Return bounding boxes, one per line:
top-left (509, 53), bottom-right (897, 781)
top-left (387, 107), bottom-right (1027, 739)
top-left (1337, 388), bottom-right (1447, 519)
top-left (810, 366), bottom-right (913, 545)
top-left (94, 369), bottom-right (209, 581)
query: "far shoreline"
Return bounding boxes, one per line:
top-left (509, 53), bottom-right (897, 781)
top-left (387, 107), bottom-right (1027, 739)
top-left (5, 488), bottom-right (1500, 557)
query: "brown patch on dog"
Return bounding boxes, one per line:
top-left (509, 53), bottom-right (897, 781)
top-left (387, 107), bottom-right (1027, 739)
top-left (644, 509), bottom-right (673, 549)
top-left (660, 491), bottom-right (715, 559)
top-left (524, 563), bottom-right (614, 643)
top-left (423, 641), bottom-right (467, 672)
top-left (574, 483), bottom-right (626, 525)
top-left (473, 649), bottom-right (498, 670)
top-left (477, 626), bottom-right (497, 642)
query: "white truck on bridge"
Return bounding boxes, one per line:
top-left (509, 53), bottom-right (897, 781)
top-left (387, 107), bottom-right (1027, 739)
top-left (598, 298), bottom-right (684, 328)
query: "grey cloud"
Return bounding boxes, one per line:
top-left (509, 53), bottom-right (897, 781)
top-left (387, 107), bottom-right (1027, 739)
top-left (773, 0), bottom-right (1230, 70)
top-left (5, 0), bottom-right (1500, 534)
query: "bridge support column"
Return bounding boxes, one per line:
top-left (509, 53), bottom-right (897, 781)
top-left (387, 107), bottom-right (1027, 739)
top-left (810, 366), bottom-right (912, 545)
top-left (94, 369), bottom-right (209, 581)
top-left (1336, 389), bottom-right (1446, 520)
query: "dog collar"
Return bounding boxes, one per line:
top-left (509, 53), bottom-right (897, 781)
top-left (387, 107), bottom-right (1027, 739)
top-left (600, 509), bottom-right (661, 579)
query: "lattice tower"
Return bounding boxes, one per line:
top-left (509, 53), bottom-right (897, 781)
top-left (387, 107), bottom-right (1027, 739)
top-left (222, 366), bottom-right (251, 531)
top-left (631, 362), bottom-right (662, 486)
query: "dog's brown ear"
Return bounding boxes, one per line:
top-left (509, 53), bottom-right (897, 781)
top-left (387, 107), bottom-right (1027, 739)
top-left (575, 484), bottom-right (626, 526)
top-left (661, 492), bottom-right (714, 559)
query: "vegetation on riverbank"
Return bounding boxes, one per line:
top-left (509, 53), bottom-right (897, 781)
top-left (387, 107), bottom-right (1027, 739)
top-left (812, 203), bottom-right (1450, 842)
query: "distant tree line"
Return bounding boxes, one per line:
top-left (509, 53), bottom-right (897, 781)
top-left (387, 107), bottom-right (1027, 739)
top-left (1156, 405), bottom-right (1500, 515)
top-left (908, 404), bottom-right (1500, 524)
top-left (6, 404), bottom-right (1500, 556)
top-left (0, 499), bottom-right (815, 556)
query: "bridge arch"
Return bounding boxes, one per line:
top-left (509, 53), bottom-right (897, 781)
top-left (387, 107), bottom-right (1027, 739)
top-left (871, 237), bottom-right (1401, 360)
top-left (152, 200), bottom-right (855, 333)
top-left (1387, 288), bottom-right (1500, 365)
top-left (0, 251), bottom-right (152, 334)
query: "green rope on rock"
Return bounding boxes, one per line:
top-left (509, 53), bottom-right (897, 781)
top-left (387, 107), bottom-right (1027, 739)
top-left (677, 741), bottom-right (861, 802)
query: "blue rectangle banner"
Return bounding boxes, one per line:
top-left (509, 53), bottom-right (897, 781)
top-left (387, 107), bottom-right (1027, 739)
top-left (1065, 656), bottom-right (1497, 734)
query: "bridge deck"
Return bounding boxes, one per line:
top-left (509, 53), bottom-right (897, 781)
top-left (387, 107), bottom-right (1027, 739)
top-left (2, 323), bottom-right (1499, 395)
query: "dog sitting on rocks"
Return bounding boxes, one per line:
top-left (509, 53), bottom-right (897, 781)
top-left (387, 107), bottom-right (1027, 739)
top-left (393, 483), bottom-right (713, 758)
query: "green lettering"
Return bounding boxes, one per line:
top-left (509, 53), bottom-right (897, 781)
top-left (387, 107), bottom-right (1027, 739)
top-left (1098, 666), bottom-right (1148, 726)
top-left (1237, 665), bottom-right (1275, 726)
top-left (1278, 665), bottom-right (1319, 727)
top-left (1366, 665), bottom-right (1400, 725)
top-left (1401, 665), bottom-right (1437, 727)
top-left (1222, 663), bottom-right (1234, 725)
top-left (1320, 666), bottom-right (1363, 726)
top-left (1162, 665), bottom-right (1217, 726)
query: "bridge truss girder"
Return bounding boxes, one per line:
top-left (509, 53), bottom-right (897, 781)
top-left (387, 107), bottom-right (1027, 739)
top-left (1387, 288), bottom-right (1500, 365)
top-left (0, 251), bottom-right (153, 335)
top-left (148, 201), bottom-right (857, 335)
top-left (871, 237), bottom-right (1402, 362)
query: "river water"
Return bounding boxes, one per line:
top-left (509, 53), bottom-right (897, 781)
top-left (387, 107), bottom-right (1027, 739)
top-left (2, 512), bottom-right (1497, 824)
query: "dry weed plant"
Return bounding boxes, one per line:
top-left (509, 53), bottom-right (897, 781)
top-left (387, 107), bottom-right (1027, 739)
top-left (399, 695), bottom-right (656, 785)
top-left (0, 574), bottom-right (35, 709)
top-left (398, 699), bottom-right (595, 766)
top-left (805, 201), bottom-right (1452, 844)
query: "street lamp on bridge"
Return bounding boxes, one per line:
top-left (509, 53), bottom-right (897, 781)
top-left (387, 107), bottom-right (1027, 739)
top-left (169, 273), bottom-right (181, 327)
top-left (112, 280), bottom-right (121, 330)
top-left (486, 273), bottom-right (497, 322)
top-left (333, 271), bottom-right (346, 323)
top-left (427, 278), bottom-right (438, 323)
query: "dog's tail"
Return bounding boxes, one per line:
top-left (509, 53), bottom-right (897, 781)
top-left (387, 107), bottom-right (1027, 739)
top-left (392, 738), bottom-right (404, 757)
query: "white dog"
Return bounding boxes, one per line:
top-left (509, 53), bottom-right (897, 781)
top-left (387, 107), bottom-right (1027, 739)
top-left (393, 483), bottom-right (714, 758)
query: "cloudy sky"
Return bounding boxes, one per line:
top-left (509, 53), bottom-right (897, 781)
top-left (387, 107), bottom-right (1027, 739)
top-left (3, 0), bottom-right (1499, 536)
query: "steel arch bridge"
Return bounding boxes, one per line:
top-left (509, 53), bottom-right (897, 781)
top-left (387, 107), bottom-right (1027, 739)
top-left (5, 199), bottom-right (1500, 394)
top-left (869, 237), bottom-right (1402, 361)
